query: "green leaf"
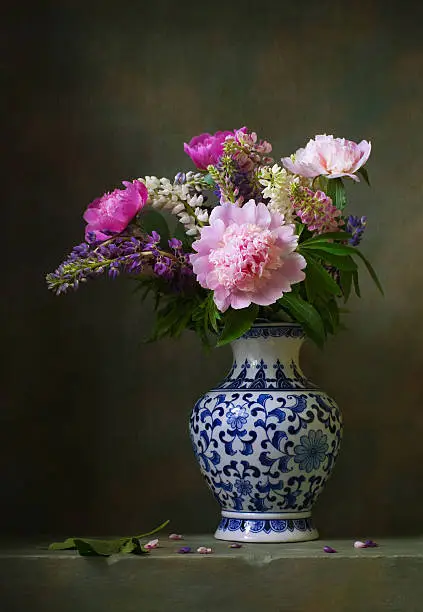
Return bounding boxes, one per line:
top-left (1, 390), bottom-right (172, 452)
top-left (134, 519), bottom-right (170, 539)
top-left (353, 269), bottom-right (361, 297)
top-left (325, 177), bottom-right (347, 210)
top-left (203, 173), bottom-right (216, 188)
top-left (310, 242), bottom-right (383, 295)
top-left (205, 293), bottom-right (220, 333)
top-left (358, 166), bottom-right (371, 186)
top-left (49, 538), bottom-right (78, 551)
top-left (303, 255), bottom-right (342, 302)
top-left (120, 537), bottom-right (146, 555)
top-left (303, 241), bottom-right (383, 293)
top-left (352, 249), bottom-right (384, 295)
top-left (49, 537), bottom-right (124, 556)
top-left (138, 209), bottom-right (170, 249)
top-left (278, 293), bottom-right (326, 348)
top-left (73, 538), bottom-right (125, 557)
top-left (217, 304), bottom-right (259, 347)
top-left (48, 520), bottom-right (170, 557)
top-left (339, 269), bottom-right (353, 302)
top-left (301, 242), bottom-right (357, 256)
top-left (301, 231), bottom-right (353, 244)
top-left (173, 220), bottom-right (195, 251)
top-left (302, 249), bottom-right (358, 272)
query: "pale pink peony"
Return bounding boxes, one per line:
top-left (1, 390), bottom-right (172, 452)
top-left (184, 129), bottom-right (242, 170)
top-left (83, 179), bottom-right (148, 242)
top-left (190, 200), bottom-right (306, 312)
top-left (282, 134), bottom-right (371, 182)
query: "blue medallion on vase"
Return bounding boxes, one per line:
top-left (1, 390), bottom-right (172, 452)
top-left (189, 324), bottom-right (343, 541)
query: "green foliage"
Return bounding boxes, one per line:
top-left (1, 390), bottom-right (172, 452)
top-left (172, 219), bottom-right (195, 251)
top-left (323, 177), bottom-right (347, 210)
top-left (135, 277), bottom-right (221, 348)
top-left (216, 304), bottom-right (259, 347)
top-left (303, 253), bottom-right (341, 302)
top-left (300, 239), bottom-right (383, 295)
top-left (137, 209), bottom-right (170, 249)
top-left (358, 167), bottom-right (371, 186)
top-left (129, 219), bottom-right (382, 349)
top-left (49, 520), bottom-right (170, 557)
top-left (278, 293), bottom-right (326, 348)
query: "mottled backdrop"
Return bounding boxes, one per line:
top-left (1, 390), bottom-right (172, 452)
top-left (3, 0), bottom-right (423, 538)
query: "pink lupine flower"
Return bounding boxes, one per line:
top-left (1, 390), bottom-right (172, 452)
top-left (83, 179), bottom-right (148, 242)
top-left (290, 186), bottom-right (344, 235)
top-left (282, 134), bottom-right (371, 182)
top-left (184, 131), bottom-right (234, 170)
top-left (144, 539), bottom-right (159, 550)
top-left (190, 200), bottom-right (306, 312)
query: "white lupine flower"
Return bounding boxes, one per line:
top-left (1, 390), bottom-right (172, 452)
top-left (195, 207), bottom-right (209, 223)
top-left (258, 164), bottom-right (297, 223)
top-left (172, 203), bottom-right (185, 214)
top-left (139, 175), bottom-right (208, 237)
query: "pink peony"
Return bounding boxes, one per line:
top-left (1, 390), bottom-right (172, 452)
top-left (83, 180), bottom-right (148, 242)
top-left (282, 134), bottom-right (371, 182)
top-left (190, 200), bottom-right (306, 312)
top-left (184, 130), bottom-right (235, 170)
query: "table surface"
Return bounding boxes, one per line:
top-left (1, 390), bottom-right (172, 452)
top-left (1, 535), bottom-right (423, 560)
top-left (2, 537), bottom-right (423, 612)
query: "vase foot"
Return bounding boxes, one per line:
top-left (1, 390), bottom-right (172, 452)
top-left (214, 511), bottom-right (319, 543)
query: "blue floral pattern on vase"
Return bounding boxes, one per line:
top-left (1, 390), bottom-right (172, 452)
top-left (294, 430), bottom-right (329, 473)
top-left (189, 323), bottom-right (343, 538)
top-left (217, 517), bottom-right (316, 535)
top-left (226, 406), bottom-right (249, 429)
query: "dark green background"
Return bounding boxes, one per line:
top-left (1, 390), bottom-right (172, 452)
top-left (3, 0), bottom-right (423, 538)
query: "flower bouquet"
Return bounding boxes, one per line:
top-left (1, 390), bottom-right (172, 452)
top-left (47, 128), bottom-right (382, 542)
top-left (47, 129), bottom-right (381, 347)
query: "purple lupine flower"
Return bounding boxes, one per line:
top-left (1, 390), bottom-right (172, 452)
top-left (168, 238), bottom-right (182, 250)
top-left (174, 172), bottom-right (186, 184)
top-left (46, 233), bottom-right (194, 295)
top-left (346, 215), bottom-right (367, 246)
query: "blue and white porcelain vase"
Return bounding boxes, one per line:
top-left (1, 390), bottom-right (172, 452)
top-left (189, 323), bottom-right (343, 543)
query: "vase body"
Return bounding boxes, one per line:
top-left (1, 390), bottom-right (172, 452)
top-left (189, 323), bottom-right (343, 543)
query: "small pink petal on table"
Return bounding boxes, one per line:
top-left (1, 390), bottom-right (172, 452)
top-left (177, 546), bottom-right (191, 554)
top-left (144, 538), bottom-right (159, 550)
top-left (229, 543), bottom-right (242, 549)
top-left (354, 541), bottom-right (367, 549)
top-left (323, 546), bottom-right (337, 553)
top-left (169, 533), bottom-right (184, 540)
top-left (197, 546), bottom-right (213, 554)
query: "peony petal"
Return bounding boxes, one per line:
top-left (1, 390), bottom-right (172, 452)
top-left (255, 202), bottom-right (272, 228)
top-left (240, 199), bottom-right (258, 224)
top-left (355, 140), bottom-right (372, 167)
top-left (229, 291), bottom-right (253, 310)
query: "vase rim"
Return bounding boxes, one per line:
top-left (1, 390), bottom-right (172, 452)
top-left (239, 322), bottom-right (305, 340)
top-left (251, 322), bottom-right (302, 328)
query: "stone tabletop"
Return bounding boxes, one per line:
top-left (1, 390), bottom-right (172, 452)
top-left (1, 535), bottom-right (423, 561)
top-left (1, 537), bottom-right (423, 612)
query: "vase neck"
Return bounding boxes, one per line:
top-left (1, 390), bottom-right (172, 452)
top-left (214, 324), bottom-right (317, 392)
top-left (231, 324), bottom-right (305, 367)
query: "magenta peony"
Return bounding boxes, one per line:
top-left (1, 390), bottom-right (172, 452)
top-left (282, 134), bottom-right (371, 182)
top-left (184, 130), bottom-right (234, 170)
top-left (190, 200), bottom-right (306, 312)
top-left (83, 180), bottom-right (148, 241)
